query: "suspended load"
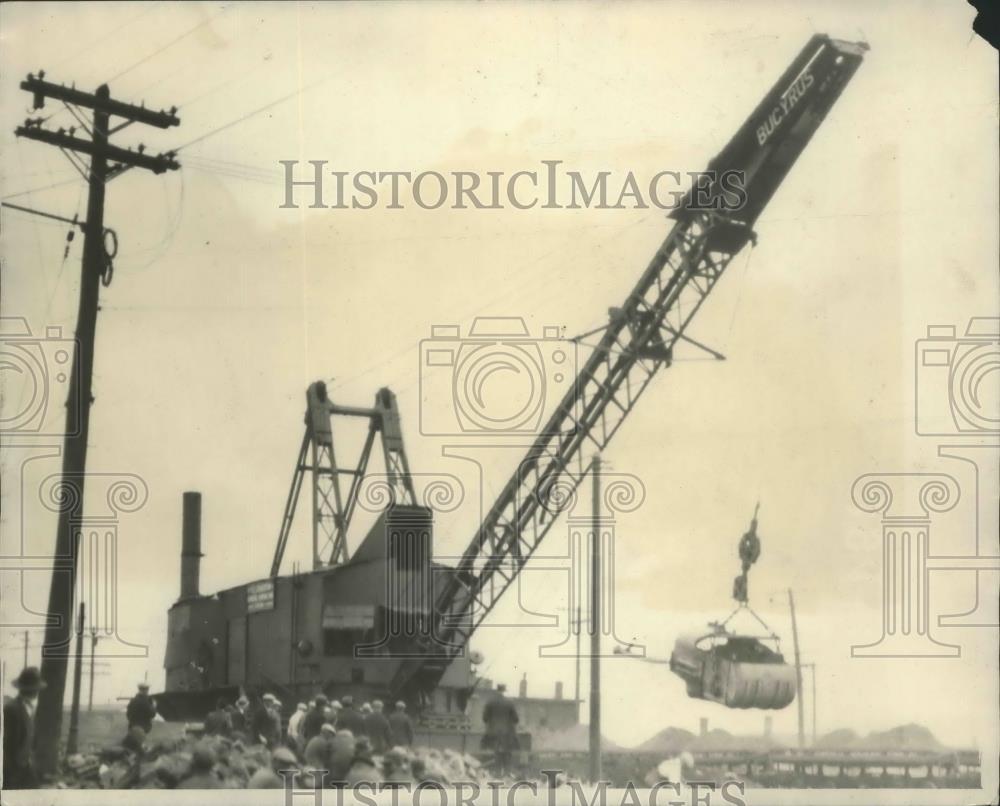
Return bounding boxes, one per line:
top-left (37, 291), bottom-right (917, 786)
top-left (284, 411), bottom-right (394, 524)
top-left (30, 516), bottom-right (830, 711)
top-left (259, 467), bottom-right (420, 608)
top-left (670, 505), bottom-right (797, 710)
top-left (670, 630), bottom-right (796, 710)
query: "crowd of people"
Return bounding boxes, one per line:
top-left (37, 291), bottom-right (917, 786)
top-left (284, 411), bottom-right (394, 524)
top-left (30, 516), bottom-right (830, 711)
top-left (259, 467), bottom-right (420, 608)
top-left (4, 663), bottom-right (522, 790)
top-left (127, 687), bottom-right (418, 788)
top-left (195, 691), bottom-right (414, 757)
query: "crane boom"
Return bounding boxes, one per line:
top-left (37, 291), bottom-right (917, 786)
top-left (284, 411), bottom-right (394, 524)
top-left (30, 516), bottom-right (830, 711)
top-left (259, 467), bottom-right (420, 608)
top-left (389, 34), bottom-right (867, 701)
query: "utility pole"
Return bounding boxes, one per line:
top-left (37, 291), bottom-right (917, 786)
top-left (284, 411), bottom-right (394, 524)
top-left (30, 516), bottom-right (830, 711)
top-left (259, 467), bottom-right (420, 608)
top-left (14, 72), bottom-right (180, 776)
top-left (802, 662), bottom-right (817, 745)
top-left (88, 629), bottom-right (100, 712)
top-left (589, 454), bottom-right (602, 783)
top-left (812, 664), bottom-right (817, 745)
top-left (574, 601), bottom-right (582, 723)
top-left (787, 588), bottom-right (805, 750)
top-left (554, 604), bottom-right (586, 722)
top-left (24, 630), bottom-right (29, 667)
top-left (65, 603), bottom-right (85, 755)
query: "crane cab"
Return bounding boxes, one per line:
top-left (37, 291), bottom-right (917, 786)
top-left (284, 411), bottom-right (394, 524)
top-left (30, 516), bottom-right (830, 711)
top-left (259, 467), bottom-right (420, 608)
top-left (670, 631), bottom-right (796, 710)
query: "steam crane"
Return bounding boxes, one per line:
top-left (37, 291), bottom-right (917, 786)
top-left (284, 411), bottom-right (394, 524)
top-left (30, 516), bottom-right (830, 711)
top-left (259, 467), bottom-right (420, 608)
top-left (161, 35), bottom-right (865, 723)
top-left (389, 34), bottom-right (868, 704)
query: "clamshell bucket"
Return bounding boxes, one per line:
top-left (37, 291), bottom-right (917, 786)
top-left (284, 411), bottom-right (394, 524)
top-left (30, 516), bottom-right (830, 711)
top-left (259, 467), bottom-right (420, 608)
top-left (670, 632), bottom-right (796, 710)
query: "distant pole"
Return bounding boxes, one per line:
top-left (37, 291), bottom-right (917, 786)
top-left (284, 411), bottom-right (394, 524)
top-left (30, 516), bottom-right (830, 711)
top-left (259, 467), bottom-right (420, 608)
top-left (24, 630), bottom-right (29, 667)
top-left (87, 630), bottom-right (99, 712)
top-left (810, 664), bottom-right (817, 745)
top-left (589, 454), bottom-right (602, 783)
top-left (574, 598), bottom-right (582, 722)
top-left (788, 589), bottom-right (805, 750)
top-left (66, 603), bottom-right (85, 755)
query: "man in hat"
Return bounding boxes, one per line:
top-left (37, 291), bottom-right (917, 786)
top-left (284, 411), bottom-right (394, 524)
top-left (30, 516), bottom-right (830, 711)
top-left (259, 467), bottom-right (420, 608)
top-left (388, 700), bottom-right (414, 747)
top-left (248, 746), bottom-right (299, 789)
top-left (328, 728), bottom-right (357, 780)
top-left (230, 694), bottom-right (250, 735)
top-left (365, 699), bottom-right (392, 754)
top-left (252, 693), bottom-right (282, 747)
top-left (303, 721), bottom-right (336, 773)
top-left (3, 666), bottom-right (45, 789)
top-left (302, 693), bottom-right (328, 741)
top-left (204, 697), bottom-right (233, 737)
top-left (356, 702), bottom-right (372, 741)
top-left (176, 741), bottom-right (220, 789)
top-left (482, 683), bottom-right (519, 775)
top-left (345, 738), bottom-right (383, 786)
top-left (287, 702), bottom-right (308, 747)
top-left (126, 681), bottom-right (157, 734)
top-left (336, 694), bottom-right (366, 737)
top-left (268, 697), bottom-right (284, 742)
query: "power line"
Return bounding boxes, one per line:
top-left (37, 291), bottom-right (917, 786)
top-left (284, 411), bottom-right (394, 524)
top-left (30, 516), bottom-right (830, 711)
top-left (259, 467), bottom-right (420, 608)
top-left (50, 4), bottom-right (162, 73)
top-left (175, 61), bottom-right (270, 110)
top-left (44, 185), bottom-right (86, 322)
top-left (27, 5), bottom-right (165, 133)
top-left (176, 81), bottom-right (322, 152)
top-left (2, 175), bottom-right (85, 201)
top-left (106, 5), bottom-right (230, 84)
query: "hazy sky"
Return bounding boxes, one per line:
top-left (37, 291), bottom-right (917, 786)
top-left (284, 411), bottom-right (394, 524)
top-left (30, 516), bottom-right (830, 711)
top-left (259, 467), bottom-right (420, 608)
top-left (1, 1), bottom-right (997, 756)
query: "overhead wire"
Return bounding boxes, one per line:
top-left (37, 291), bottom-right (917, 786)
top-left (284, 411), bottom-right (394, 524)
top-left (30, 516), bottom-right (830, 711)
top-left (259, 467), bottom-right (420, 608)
top-left (182, 155), bottom-right (283, 186)
top-left (328, 213), bottom-right (657, 396)
top-left (3, 145), bottom-right (85, 421)
top-left (5, 8), bottom-right (288, 198)
top-left (44, 184), bottom-right (86, 323)
top-left (2, 176), bottom-right (86, 201)
top-left (174, 79), bottom-right (327, 153)
top-left (725, 239), bottom-right (755, 341)
top-left (114, 171), bottom-right (186, 274)
top-left (49, 3), bottom-right (162, 74)
top-left (105, 5), bottom-right (231, 85)
top-left (21, 4), bottom-right (165, 132)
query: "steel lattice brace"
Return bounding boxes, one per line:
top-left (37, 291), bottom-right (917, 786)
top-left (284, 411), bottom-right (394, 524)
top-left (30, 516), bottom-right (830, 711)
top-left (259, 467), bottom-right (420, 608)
top-left (271, 385), bottom-right (417, 576)
top-left (392, 210), bottom-right (747, 698)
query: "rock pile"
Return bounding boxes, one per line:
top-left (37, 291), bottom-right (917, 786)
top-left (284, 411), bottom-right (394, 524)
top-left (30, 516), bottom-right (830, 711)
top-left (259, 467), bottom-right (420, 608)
top-left (55, 729), bottom-right (496, 790)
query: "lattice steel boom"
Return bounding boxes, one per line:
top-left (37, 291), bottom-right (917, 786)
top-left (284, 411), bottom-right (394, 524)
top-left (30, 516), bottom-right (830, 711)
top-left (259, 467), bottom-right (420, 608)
top-left (391, 34), bottom-right (867, 701)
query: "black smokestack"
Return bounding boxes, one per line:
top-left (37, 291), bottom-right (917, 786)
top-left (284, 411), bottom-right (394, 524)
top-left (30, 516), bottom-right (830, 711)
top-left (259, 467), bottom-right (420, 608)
top-left (180, 492), bottom-right (202, 599)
